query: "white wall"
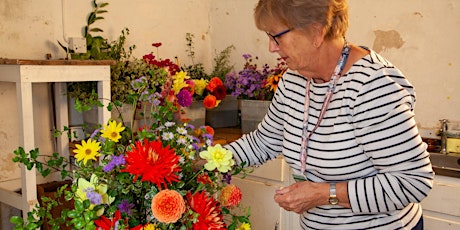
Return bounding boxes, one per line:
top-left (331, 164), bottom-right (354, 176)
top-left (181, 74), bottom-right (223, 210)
top-left (0, 0), bottom-right (459, 187)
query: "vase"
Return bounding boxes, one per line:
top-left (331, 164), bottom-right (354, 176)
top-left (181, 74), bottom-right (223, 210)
top-left (179, 100), bottom-right (206, 128)
top-left (239, 99), bottom-right (271, 134)
top-left (205, 96), bottom-right (239, 128)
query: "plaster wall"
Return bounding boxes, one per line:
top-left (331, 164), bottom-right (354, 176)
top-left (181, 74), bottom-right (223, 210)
top-left (0, 0), bottom-right (459, 211)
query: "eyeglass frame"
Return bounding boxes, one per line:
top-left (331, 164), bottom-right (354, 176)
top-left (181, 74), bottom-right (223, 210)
top-left (266, 28), bottom-right (292, 46)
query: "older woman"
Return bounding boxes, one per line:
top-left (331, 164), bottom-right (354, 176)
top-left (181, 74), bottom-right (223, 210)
top-left (225, 0), bottom-right (434, 229)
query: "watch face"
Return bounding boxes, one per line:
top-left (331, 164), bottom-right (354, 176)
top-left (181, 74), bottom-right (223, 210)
top-left (329, 197), bottom-right (339, 205)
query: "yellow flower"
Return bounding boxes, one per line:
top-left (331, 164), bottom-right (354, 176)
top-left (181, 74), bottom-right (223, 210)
top-left (73, 139), bottom-right (101, 164)
top-left (265, 72), bottom-right (282, 92)
top-left (172, 71), bottom-right (190, 93)
top-left (101, 120), bottom-right (125, 142)
top-left (142, 223), bottom-right (159, 230)
top-left (199, 144), bottom-right (235, 173)
top-left (193, 78), bottom-right (208, 96)
top-left (236, 223), bottom-right (251, 230)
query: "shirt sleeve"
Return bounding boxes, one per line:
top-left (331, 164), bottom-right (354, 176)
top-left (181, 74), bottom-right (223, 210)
top-left (348, 67), bottom-right (434, 213)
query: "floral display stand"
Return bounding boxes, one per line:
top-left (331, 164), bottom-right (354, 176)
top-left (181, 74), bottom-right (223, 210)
top-left (239, 99), bottom-right (271, 134)
top-left (0, 59), bottom-right (111, 220)
top-left (205, 95), bottom-right (239, 128)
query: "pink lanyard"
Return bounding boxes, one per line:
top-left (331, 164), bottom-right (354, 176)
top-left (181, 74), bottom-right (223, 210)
top-left (299, 42), bottom-right (351, 175)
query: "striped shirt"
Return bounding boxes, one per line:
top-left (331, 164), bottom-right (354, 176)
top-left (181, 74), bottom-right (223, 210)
top-left (226, 48), bottom-right (434, 229)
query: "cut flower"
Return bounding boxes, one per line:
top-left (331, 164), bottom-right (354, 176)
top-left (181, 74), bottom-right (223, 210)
top-left (73, 138), bottom-right (101, 164)
top-left (219, 184), bottom-right (243, 208)
top-left (151, 189), bottom-right (186, 224)
top-left (100, 120), bottom-right (125, 142)
top-left (123, 139), bottom-right (181, 189)
top-left (200, 144), bottom-right (235, 173)
top-left (186, 191), bottom-right (226, 230)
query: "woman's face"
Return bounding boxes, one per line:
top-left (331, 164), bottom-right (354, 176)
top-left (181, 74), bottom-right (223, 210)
top-left (267, 25), bottom-right (320, 77)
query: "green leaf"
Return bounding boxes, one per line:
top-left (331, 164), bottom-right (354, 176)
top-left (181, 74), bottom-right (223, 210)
top-left (9, 216), bottom-right (23, 225)
top-left (90, 28), bottom-right (103, 33)
top-left (87, 12), bottom-right (96, 25)
top-left (30, 148), bottom-right (39, 159)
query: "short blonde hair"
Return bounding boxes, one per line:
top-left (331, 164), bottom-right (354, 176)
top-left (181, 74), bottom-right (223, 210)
top-left (254, 0), bottom-right (349, 40)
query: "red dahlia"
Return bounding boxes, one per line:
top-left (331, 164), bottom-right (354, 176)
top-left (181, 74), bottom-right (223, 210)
top-left (123, 139), bottom-right (181, 189)
top-left (186, 191), bottom-right (226, 230)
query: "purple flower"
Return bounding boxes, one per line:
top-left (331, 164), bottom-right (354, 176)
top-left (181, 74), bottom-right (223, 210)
top-left (89, 128), bottom-right (101, 140)
top-left (177, 89), bottom-right (193, 107)
top-left (118, 199), bottom-right (135, 215)
top-left (103, 155), bottom-right (126, 172)
top-left (84, 188), bottom-right (102, 205)
top-left (223, 173), bottom-right (232, 184)
top-left (131, 76), bottom-right (148, 91)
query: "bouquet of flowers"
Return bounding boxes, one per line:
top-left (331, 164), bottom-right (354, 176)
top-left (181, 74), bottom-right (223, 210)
top-left (10, 73), bottom-right (251, 230)
top-left (224, 54), bottom-right (287, 101)
top-left (172, 72), bottom-right (227, 110)
top-left (142, 42), bottom-right (228, 112)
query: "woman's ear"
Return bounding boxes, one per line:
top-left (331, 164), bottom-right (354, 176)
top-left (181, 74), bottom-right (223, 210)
top-left (310, 23), bottom-right (326, 48)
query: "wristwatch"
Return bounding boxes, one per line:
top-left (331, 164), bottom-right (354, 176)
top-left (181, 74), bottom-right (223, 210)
top-left (328, 183), bottom-right (339, 205)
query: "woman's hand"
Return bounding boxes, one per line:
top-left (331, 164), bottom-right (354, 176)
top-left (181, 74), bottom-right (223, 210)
top-left (274, 181), bottom-right (328, 214)
top-left (274, 181), bottom-right (350, 213)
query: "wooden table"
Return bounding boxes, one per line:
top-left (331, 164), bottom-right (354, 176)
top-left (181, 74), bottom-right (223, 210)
top-left (0, 59), bottom-right (113, 219)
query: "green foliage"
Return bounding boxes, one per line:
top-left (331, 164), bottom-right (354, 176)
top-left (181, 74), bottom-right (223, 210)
top-left (110, 58), bottom-right (168, 103)
top-left (211, 45), bottom-right (235, 83)
top-left (182, 32), bottom-right (235, 85)
top-left (182, 33), bottom-right (210, 80)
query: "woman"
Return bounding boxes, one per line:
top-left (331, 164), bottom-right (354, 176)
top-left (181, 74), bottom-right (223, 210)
top-left (225, 0), bottom-right (434, 229)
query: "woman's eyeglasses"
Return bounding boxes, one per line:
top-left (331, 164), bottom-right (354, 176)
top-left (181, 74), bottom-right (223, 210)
top-left (266, 28), bottom-right (291, 46)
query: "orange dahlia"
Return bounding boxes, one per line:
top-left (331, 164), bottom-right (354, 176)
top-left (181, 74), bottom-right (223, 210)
top-left (122, 139), bottom-right (181, 189)
top-left (186, 191), bottom-right (226, 230)
top-left (151, 189), bottom-right (186, 224)
top-left (204, 126), bottom-right (215, 136)
top-left (203, 95), bottom-right (217, 109)
top-left (205, 77), bottom-right (223, 92)
top-left (219, 184), bottom-right (242, 208)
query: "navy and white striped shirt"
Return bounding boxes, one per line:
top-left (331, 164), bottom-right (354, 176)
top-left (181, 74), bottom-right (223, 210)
top-left (226, 48), bottom-right (434, 229)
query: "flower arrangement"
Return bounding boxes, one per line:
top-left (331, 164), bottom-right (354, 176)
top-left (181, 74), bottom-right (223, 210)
top-left (224, 54), bottom-right (287, 101)
top-left (10, 74), bottom-right (252, 229)
top-left (172, 72), bottom-right (227, 110)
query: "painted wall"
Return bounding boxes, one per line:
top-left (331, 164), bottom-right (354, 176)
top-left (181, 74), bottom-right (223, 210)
top-left (0, 0), bottom-right (459, 190)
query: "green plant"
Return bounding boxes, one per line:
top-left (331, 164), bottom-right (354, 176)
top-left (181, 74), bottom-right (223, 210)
top-left (58, 0), bottom-right (112, 60)
top-left (181, 33), bottom-right (209, 80)
top-left (211, 45), bottom-right (235, 83)
top-left (62, 0), bottom-right (142, 108)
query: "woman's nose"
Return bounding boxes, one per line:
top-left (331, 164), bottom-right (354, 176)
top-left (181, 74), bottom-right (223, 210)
top-left (268, 40), bottom-right (280, 53)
